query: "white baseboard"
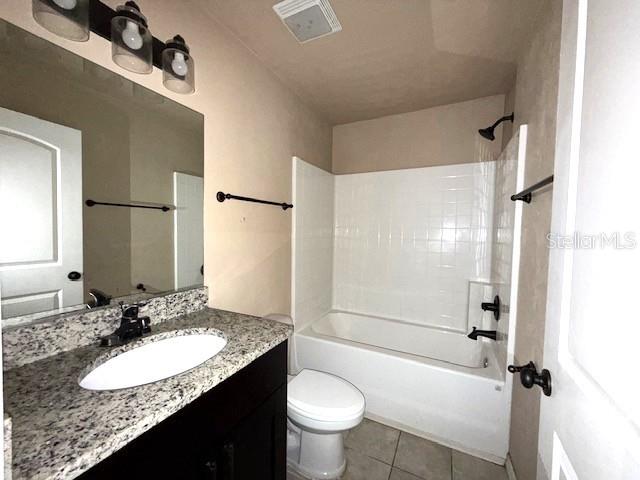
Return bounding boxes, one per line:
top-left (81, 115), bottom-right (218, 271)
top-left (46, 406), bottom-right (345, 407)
top-left (505, 454), bottom-right (518, 480)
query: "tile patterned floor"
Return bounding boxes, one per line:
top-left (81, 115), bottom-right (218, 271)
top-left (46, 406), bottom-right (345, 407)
top-left (288, 418), bottom-right (508, 480)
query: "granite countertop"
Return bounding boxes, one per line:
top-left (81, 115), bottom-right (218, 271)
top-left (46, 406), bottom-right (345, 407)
top-left (4, 308), bottom-right (291, 480)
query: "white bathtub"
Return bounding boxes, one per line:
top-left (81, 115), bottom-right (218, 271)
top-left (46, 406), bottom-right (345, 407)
top-left (295, 311), bottom-right (511, 463)
top-left (312, 311), bottom-right (487, 369)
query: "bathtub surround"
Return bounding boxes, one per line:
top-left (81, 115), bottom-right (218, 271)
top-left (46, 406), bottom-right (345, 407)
top-left (332, 96), bottom-right (505, 174)
top-left (2, 286), bottom-right (207, 370)
top-left (4, 309), bottom-right (290, 480)
top-left (293, 158), bottom-right (497, 333)
top-left (291, 158), bottom-right (335, 332)
top-left (333, 163), bottom-right (495, 332)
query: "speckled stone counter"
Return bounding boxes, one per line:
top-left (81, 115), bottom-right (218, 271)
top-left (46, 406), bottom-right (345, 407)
top-left (3, 286), bottom-right (208, 370)
top-left (4, 308), bottom-right (291, 480)
top-left (4, 413), bottom-right (11, 480)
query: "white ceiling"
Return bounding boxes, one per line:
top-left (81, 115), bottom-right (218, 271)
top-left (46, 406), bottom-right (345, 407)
top-left (199, 0), bottom-right (545, 125)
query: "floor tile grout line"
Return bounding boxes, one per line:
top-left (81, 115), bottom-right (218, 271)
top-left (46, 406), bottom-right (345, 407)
top-left (387, 431), bottom-right (401, 480)
top-left (391, 430), bottom-right (401, 467)
top-left (391, 465), bottom-right (430, 480)
top-left (341, 419), bottom-right (506, 480)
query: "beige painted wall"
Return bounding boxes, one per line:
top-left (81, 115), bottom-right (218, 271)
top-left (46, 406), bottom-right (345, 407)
top-left (332, 95), bottom-right (506, 174)
top-left (0, 0), bottom-right (332, 317)
top-left (129, 111), bottom-right (203, 294)
top-left (506, 2), bottom-right (562, 480)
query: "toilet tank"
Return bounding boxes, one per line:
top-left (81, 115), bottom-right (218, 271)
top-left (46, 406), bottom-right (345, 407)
top-left (262, 313), bottom-right (300, 375)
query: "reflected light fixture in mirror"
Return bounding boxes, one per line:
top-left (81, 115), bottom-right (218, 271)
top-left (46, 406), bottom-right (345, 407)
top-left (162, 35), bottom-right (195, 94)
top-left (111, 1), bottom-right (153, 74)
top-left (32, 0), bottom-right (90, 41)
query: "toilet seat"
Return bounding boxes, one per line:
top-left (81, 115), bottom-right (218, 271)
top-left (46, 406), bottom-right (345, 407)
top-left (287, 369), bottom-right (365, 432)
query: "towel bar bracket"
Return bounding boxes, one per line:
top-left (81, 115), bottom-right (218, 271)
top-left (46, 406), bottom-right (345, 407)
top-left (511, 175), bottom-right (554, 203)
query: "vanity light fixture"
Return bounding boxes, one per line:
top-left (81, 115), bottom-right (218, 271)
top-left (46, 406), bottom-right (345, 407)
top-left (31, 0), bottom-right (196, 92)
top-left (162, 35), bottom-right (195, 94)
top-left (32, 0), bottom-right (90, 41)
top-left (110, 1), bottom-right (153, 74)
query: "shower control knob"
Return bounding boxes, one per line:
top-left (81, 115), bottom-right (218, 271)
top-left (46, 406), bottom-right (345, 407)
top-left (508, 361), bottom-right (552, 397)
top-left (481, 295), bottom-right (501, 321)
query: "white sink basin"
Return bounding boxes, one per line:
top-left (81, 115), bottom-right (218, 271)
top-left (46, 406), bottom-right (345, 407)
top-left (79, 334), bottom-right (227, 391)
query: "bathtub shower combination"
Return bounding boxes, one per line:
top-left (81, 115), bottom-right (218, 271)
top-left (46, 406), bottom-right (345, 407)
top-left (296, 311), bottom-right (505, 460)
top-left (291, 126), bottom-right (528, 463)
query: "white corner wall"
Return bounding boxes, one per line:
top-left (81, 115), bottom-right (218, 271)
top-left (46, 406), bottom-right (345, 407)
top-left (492, 126), bottom-right (527, 376)
top-left (333, 162), bottom-right (496, 332)
top-left (292, 157), bottom-right (334, 330)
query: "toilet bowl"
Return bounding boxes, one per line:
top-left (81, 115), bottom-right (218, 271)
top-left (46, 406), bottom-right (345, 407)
top-left (287, 369), bottom-right (365, 478)
top-left (262, 314), bottom-right (365, 479)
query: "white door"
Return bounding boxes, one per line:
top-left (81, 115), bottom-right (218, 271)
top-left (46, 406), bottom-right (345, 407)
top-left (0, 107), bottom-right (83, 320)
top-left (538, 1), bottom-right (640, 479)
top-left (173, 172), bottom-right (204, 289)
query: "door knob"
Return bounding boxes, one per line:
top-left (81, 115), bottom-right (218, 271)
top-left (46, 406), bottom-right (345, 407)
top-left (67, 271), bottom-right (82, 281)
top-left (508, 361), bottom-right (552, 397)
top-left (481, 295), bottom-right (500, 321)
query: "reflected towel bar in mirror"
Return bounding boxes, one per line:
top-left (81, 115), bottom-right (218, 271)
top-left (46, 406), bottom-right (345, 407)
top-left (511, 175), bottom-right (554, 203)
top-left (85, 199), bottom-right (173, 212)
top-left (216, 191), bottom-right (293, 210)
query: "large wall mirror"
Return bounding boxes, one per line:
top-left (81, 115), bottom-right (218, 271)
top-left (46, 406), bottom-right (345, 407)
top-left (0, 20), bottom-right (205, 326)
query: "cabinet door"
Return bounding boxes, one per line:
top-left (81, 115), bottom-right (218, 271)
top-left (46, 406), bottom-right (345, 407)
top-left (216, 385), bottom-right (287, 480)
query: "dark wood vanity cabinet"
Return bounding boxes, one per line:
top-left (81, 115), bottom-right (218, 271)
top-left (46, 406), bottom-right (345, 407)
top-left (78, 341), bottom-right (288, 480)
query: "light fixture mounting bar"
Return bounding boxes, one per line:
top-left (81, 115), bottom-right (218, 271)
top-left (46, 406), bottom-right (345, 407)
top-left (88, 0), bottom-right (166, 69)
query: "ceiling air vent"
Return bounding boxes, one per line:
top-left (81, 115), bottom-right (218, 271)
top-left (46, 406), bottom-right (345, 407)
top-left (273, 0), bottom-right (342, 44)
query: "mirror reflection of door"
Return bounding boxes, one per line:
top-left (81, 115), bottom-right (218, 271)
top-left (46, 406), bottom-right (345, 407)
top-left (173, 172), bottom-right (204, 289)
top-left (0, 107), bottom-right (83, 320)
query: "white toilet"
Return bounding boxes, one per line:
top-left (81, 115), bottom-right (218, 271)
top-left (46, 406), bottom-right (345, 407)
top-left (263, 314), bottom-right (365, 479)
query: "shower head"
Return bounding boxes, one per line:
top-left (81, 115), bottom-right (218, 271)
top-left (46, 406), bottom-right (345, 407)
top-left (478, 113), bottom-right (515, 141)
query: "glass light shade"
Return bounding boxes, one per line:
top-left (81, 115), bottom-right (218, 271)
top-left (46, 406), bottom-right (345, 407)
top-left (110, 2), bottom-right (153, 74)
top-left (162, 35), bottom-right (195, 94)
top-left (32, 0), bottom-right (90, 42)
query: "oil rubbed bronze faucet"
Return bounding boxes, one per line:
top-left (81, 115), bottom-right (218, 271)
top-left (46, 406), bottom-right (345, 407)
top-left (467, 327), bottom-right (497, 341)
top-left (100, 302), bottom-right (151, 347)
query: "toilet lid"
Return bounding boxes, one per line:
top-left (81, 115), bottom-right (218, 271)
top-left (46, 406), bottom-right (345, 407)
top-left (288, 369), bottom-right (365, 421)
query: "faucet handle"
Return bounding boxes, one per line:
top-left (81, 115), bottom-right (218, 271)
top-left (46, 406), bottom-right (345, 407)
top-left (120, 303), bottom-right (141, 319)
top-left (119, 301), bottom-right (147, 313)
